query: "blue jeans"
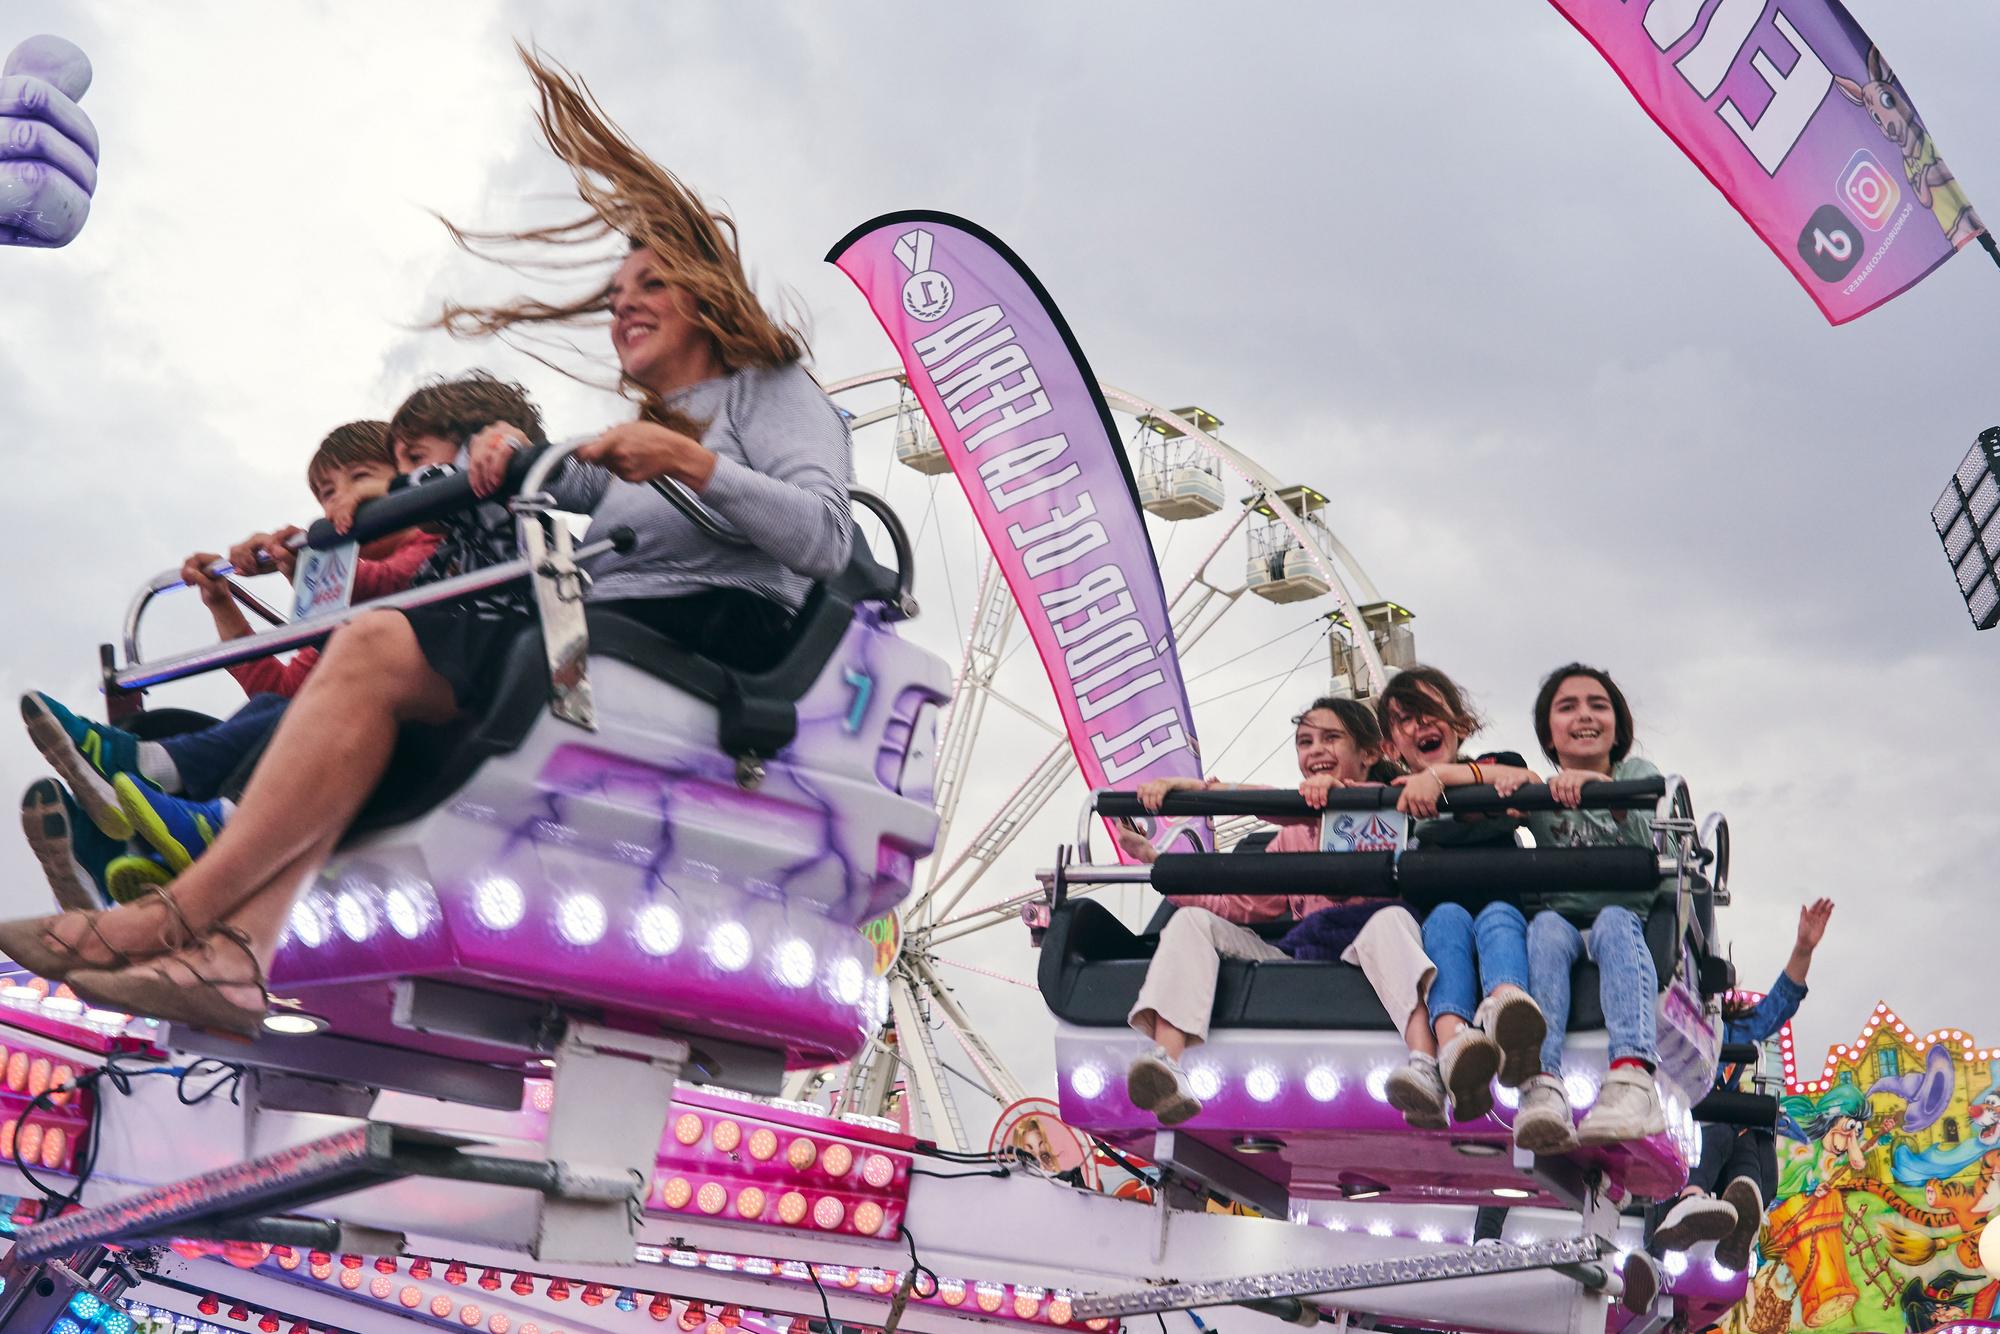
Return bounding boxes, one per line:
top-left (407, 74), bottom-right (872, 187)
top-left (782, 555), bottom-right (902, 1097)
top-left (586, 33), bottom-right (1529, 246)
top-left (157, 693), bottom-right (288, 800)
top-left (1527, 907), bottom-right (1658, 1074)
top-left (1422, 901), bottom-right (1529, 1024)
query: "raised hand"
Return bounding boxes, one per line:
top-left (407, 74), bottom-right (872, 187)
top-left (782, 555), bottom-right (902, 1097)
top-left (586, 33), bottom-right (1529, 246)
top-left (0, 36), bottom-right (98, 248)
top-left (1796, 897), bottom-right (1834, 951)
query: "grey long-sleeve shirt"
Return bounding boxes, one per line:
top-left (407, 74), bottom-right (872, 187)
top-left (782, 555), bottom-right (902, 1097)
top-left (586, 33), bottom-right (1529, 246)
top-left (549, 361), bottom-right (855, 611)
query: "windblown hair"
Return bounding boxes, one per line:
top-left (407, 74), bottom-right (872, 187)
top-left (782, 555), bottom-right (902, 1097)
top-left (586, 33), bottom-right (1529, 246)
top-left (389, 372), bottom-right (547, 454)
top-left (1374, 665), bottom-right (1482, 743)
top-left (1292, 695), bottom-right (1386, 756)
top-left (435, 47), bottom-right (806, 428)
top-left (306, 420), bottom-right (393, 489)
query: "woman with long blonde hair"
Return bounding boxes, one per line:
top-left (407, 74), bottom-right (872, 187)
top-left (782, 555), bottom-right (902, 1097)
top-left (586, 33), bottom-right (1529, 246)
top-left (0, 50), bottom-right (855, 1033)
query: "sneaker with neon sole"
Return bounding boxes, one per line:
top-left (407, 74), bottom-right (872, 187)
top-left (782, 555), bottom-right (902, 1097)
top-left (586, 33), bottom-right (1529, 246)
top-left (19, 778), bottom-right (126, 912)
top-left (104, 854), bottom-right (173, 905)
top-left (20, 692), bottom-right (144, 839)
top-left (115, 773), bottom-right (226, 873)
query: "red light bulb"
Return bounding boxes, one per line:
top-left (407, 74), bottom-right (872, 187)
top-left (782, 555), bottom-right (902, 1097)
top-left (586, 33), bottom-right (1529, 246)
top-left (512, 1273), bottom-right (535, 1296)
top-left (229, 1305), bottom-right (250, 1321)
top-left (198, 1296), bottom-right (220, 1316)
top-left (650, 1294), bottom-right (673, 1321)
top-left (679, 1299), bottom-right (706, 1332)
top-left (376, 1256), bottom-right (398, 1274)
top-left (581, 1284), bottom-right (607, 1307)
top-left (720, 1304), bottom-right (743, 1327)
top-left (790, 1319), bottom-right (813, 1334)
top-left (548, 1278), bottom-right (570, 1301)
top-left (290, 1324), bottom-right (310, 1334)
top-left (480, 1268), bottom-right (502, 1291)
top-left (340, 1254), bottom-right (362, 1270)
top-left (410, 1257), bottom-right (432, 1280)
top-left (308, 1251), bottom-right (331, 1268)
top-left (446, 1262), bottom-right (468, 1286)
top-left (260, 1315), bottom-right (281, 1333)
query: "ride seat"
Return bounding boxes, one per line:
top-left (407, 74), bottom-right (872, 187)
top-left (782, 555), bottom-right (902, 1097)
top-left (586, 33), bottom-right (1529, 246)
top-left (349, 530), bottom-right (904, 833)
top-left (1040, 886), bottom-right (1684, 1034)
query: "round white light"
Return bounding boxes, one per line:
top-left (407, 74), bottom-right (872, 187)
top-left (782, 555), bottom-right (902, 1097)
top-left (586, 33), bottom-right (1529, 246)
top-left (334, 890), bottom-right (376, 943)
top-left (1418, 1226), bottom-right (1443, 1244)
top-left (1563, 1071), bottom-right (1598, 1109)
top-left (1710, 1261), bottom-right (1737, 1282)
top-left (833, 957), bottom-right (866, 1005)
top-left (262, 1013), bottom-right (329, 1036)
top-left (1070, 1065), bottom-right (1106, 1099)
top-left (289, 898), bottom-right (328, 948)
top-left (556, 892), bottom-right (607, 946)
top-left (473, 876), bottom-right (526, 931)
top-left (868, 978), bottom-right (891, 1025)
top-left (1494, 1083), bottom-right (1520, 1110)
top-left (707, 921), bottom-right (752, 971)
top-left (634, 903), bottom-right (683, 956)
top-left (1245, 1067), bottom-right (1281, 1103)
top-left (1663, 1251), bottom-right (1688, 1277)
top-left (1366, 1219), bottom-right (1393, 1238)
top-left (1305, 1066), bottom-right (1341, 1102)
top-left (1188, 1066), bottom-right (1222, 1101)
top-left (775, 939), bottom-right (816, 988)
top-left (1365, 1067), bottom-right (1391, 1103)
top-left (1492, 1186), bottom-right (1534, 1200)
top-left (384, 885), bottom-right (428, 940)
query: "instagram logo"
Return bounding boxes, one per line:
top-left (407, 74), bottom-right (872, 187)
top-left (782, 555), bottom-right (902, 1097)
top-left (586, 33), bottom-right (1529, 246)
top-left (1838, 149), bottom-right (1900, 230)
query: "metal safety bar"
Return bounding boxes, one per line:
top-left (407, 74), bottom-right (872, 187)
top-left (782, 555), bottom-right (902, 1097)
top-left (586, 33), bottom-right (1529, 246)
top-left (108, 530), bottom-right (633, 694)
top-left (122, 562), bottom-right (289, 666)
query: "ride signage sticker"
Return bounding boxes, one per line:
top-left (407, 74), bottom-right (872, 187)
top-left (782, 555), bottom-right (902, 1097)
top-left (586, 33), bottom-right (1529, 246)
top-left (1319, 810), bottom-right (1407, 853)
top-left (290, 542), bottom-right (358, 621)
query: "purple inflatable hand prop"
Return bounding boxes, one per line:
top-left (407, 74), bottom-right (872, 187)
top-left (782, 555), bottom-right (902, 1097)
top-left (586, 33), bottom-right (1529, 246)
top-left (0, 35), bottom-right (98, 248)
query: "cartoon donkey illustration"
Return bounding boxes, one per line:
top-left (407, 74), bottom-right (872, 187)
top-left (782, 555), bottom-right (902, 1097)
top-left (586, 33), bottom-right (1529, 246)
top-left (1835, 46), bottom-right (1985, 249)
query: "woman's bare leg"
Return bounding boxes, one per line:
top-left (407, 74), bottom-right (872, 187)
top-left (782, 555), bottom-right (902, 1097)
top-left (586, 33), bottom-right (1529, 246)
top-left (45, 612), bottom-right (455, 958)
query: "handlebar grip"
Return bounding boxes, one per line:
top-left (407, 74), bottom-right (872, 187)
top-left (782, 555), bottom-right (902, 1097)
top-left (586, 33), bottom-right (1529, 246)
top-left (301, 447), bottom-right (544, 551)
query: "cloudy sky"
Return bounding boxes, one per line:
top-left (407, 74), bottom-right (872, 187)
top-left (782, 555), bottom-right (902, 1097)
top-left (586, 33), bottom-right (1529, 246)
top-left (6, 2), bottom-right (2000, 1127)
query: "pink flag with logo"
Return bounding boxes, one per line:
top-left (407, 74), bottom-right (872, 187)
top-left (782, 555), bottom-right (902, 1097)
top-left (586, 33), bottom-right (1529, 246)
top-left (828, 212), bottom-right (1209, 854)
top-left (1547, 0), bottom-right (1985, 323)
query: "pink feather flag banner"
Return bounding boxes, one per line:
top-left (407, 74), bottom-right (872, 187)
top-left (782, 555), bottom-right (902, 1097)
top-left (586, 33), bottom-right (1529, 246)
top-left (1546, 0), bottom-right (1988, 323)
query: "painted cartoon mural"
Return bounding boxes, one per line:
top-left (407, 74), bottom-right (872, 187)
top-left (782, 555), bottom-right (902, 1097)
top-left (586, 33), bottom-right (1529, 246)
top-left (1714, 1003), bottom-right (2000, 1334)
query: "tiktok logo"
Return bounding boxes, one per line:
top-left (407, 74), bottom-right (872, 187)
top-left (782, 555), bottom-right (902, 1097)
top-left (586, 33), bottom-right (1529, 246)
top-left (1797, 203), bottom-right (1864, 283)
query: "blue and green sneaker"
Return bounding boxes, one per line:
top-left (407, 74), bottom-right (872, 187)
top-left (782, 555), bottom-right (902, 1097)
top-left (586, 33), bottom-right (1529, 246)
top-left (115, 772), bottom-right (226, 873)
top-left (20, 692), bottom-right (143, 839)
top-left (104, 854), bottom-right (173, 905)
top-left (18, 777), bottom-right (139, 912)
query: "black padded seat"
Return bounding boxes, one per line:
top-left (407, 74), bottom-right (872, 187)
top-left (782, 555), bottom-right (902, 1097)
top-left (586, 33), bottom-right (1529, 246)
top-left (1039, 891), bottom-right (1683, 1034)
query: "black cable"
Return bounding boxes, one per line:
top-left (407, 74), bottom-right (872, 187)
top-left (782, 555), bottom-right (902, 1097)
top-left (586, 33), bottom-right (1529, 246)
top-left (15, 1053), bottom-right (178, 1217)
top-left (175, 1058), bottom-right (244, 1106)
top-left (1158, 1316), bottom-right (1170, 1334)
top-left (909, 1165), bottom-right (1011, 1180)
top-left (897, 1223), bottom-right (940, 1300)
top-left (806, 1261), bottom-right (838, 1334)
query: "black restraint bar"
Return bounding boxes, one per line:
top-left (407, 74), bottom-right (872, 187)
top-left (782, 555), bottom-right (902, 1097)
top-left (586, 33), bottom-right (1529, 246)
top-left (302, 449), bottom-right (542, 552)
top-left (1691, 1088), bottom-right (1780, 1128)
top-left (1148, 846), bottom-right (1660, 908)
top-left (1094, 777), bottom-right (1665, 820)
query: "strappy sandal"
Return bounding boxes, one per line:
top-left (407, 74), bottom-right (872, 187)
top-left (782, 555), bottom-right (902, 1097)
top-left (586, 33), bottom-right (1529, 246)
top-left (66, 926), bottom-right (270, 1038)
top-left (0, 887), bottom-right (202, 983)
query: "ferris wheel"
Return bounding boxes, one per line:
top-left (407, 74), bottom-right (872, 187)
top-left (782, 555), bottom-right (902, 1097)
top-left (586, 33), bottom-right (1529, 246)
top-left (785, 368), bottom-right (1419, 1152)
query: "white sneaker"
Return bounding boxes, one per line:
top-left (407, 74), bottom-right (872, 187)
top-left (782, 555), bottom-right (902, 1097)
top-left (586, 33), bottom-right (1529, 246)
top-left (1714, 1177), bottom-right (1765, 1271)
top-left (1439, 1025), bottom-right (1501, 1120)
top-left (1126, 1048), bottom-right (1202, 1126)
top-left (1476, 990), bottom-right (1547, 1089)
top-left (1620, 1251), bottom-right (1661, 1316)
top-left (1653, 1192), bottom-right (1738, 1251)
top-left (1385, 1054), bottom-right (1449, 1130)
top-left (1512, 1073), bottom-right (1580, 1155)
top-left (1577, 1065), bottom-right (1667, 1145)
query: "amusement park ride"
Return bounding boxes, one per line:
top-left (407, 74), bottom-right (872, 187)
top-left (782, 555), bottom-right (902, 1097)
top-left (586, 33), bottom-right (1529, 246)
top-left (0, 379), bottom-right (1868, 1334)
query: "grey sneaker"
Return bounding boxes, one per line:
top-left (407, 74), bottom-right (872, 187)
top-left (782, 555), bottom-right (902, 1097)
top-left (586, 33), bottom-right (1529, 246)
top-left (1620, 1251), bottom-right (1661, 1316)
top-left (1714, 1177), bottom-right (1765, 1271)
top-left (1577, 1065), bottom-right (1667, 1146)
top-left (1512, 1073), bottom-right (1580, 1155)
top-left (1476, 990), bottom-right (1547, 1089)
top-left (1126, 1048), bottom-right (1202, 1126)
top-left (1385, 1054), bottom-right (1449, 1129)
top-left (1653, 1192), bottom-right (1738, 1251)
top-left (1439, 1025), bottom-right (1501, 1121)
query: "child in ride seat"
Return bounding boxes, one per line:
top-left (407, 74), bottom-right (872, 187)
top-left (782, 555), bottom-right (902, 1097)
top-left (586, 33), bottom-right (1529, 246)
top-left (1515, 665), bottom-right (1669, 1156)
top-left (1116, 696), bottom-right (1446, 1129)
top-left (14, 386), bottom-right (531, 907)
top-left (1652, 899), bottom-right (1833, 1268)
top-left (1382, 665), bottom-right (1549, 1121)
